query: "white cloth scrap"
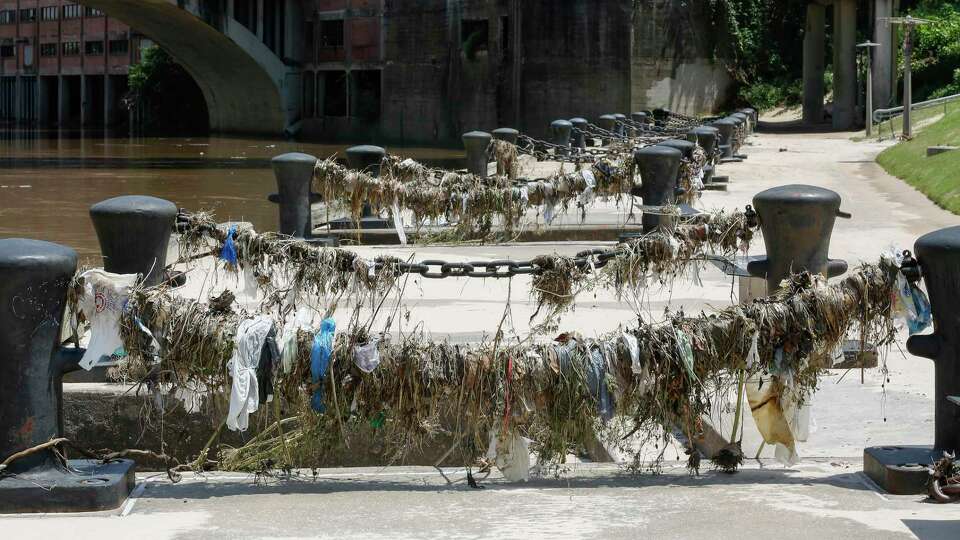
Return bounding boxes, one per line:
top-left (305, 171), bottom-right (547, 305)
top-left (226, 316), bottom-right (274, 432)
top-left (78, 269), bottom-right (138, 370)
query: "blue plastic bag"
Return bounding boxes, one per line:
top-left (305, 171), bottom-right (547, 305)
top-left (220, 225), bottom-right (238, 266)
top-left (310, 318), bottom-right (336, 412)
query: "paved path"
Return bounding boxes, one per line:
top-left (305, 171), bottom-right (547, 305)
top-left (3, 462), bottom-right (956, 539)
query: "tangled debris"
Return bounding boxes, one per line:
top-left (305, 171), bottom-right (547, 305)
top-left (173, 208), bottom-right (754, 320)
top-left (929, 453), bottom-right (960, 503)
top-left (313, 152), bottom-right (641, 237)
top-left (112, 256), bottom-right (900, 474)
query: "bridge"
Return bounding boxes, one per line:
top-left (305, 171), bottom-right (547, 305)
top-left (79, 0), bottom-right (301, 134)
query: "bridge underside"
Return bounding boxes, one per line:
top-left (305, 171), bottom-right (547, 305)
top-left (82, 0), bottom-right (286, 134)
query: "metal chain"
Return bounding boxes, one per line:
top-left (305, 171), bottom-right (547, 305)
top-left (377, 202), bottom-right (758, 280)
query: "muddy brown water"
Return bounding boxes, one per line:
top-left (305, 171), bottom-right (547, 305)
top-left (0, 132), bottom-right (464, 262)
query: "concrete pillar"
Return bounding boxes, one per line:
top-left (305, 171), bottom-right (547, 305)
top-left (833, 0), bottom-right (858, 130)
top-left (873, 0), bottom-right (896, 109)
top-left (803, 3), bottom-right (826, 124)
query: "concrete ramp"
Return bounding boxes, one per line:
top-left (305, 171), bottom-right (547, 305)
top-left (81, 0), bottom-right (287, 134)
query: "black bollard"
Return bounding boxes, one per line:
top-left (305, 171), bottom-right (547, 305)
top-left (746, 185), bottom-right (849, 293)
top-left (687, 126), bottom-right (720, 187)
top-left (569, 118), bottom-right (588, 150)
top-left (0, 239), bottom-right (135, 513)
top-left (633, 145), bottom-right (682, 233)
top-left (462, 131), bottom-right (492, 178)
top-left (656, 139), bottom-right (703, 217)
top-left (549, 120), bottom-right (572, 156)
top-left (270, 153), bottom-right (317, 238)
top-left (597, 114), bottom-right (617, 144)
top-left (865, 226), bottom-right (960, 494)
top-left (613, 113), bottom-right (628, 137)
top-left (344, 145), bottom-right (391, 230)
top-left (491, 127), bottom-right (519, 145)
top-left (732, 112), bottom-right (751, 140)
top-left (631, 111), bottom-right (649, 127)
top-left (90, 195), bottom-right (177, 287)
top-left (727, 115), bottom-right (748, 158)
top-left (713, 118), bottom-right (737, 159)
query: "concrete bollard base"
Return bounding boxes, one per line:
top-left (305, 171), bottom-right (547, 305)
top-left (927, 146), bottom-right (958, 157)
top-left (0, 459), bottom-right (135, 514)
top-left (863, 446), bottom-right (938, 495)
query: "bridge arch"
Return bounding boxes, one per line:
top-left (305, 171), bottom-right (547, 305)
top-left (80, 0), bottom-right (292, 134)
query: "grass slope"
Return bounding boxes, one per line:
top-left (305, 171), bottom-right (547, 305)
top-left (877, 104), bottom-right (960, 214)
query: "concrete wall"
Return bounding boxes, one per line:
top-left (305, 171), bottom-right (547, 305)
top-left (631, 0), bottom-right (733, 116)
top-left (519, 0), bottom-right (634, 137)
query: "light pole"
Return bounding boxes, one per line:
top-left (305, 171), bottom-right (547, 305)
top-left (880, 16), bottom-right (932, 139)
top-left (858, 41), bottom-right (880, 137)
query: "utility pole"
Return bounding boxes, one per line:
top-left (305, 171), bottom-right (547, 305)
top-left (858, 41), bottom-right (880, 137)
top-left (880, 16), bottom-right (932, 139)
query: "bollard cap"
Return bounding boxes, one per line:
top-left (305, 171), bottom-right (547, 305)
top-left (550, 119), bottom-right (573, 128)
top-left (713, 118), bottom-right (737, 129)
top-left (691, 126), bottom-right (720, 135)
top-left (753, 184), bottom-right (841, 211)
top-left (612, 113), bottom-right (627, 120)
top-left (272, 152), bottom-right (319, 166)
top-left (631, 111), bottom-right (648, 120)
top-left (915, 225), bottom-right (960, 258)
top-left (598, 114), bottom-right (616, 121)
top-left (634, 144), bottom-right (682, 163)
top-left (569, 117), bottom-right (588, 127)
top-left (656, 139), bottom-right (696, 159)
top-left (492, 127), bottom-right (519, 136)
top-left (346, 145), bottom-right (386, 173)
top-left (90, 195), bottom-right (177, 219)
top-left (0, 238), bottom-right (77, 275)
top-left (462, 130), bottom-right (492, 143)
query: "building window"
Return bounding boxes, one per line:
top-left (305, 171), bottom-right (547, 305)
top-left (61, 41), bottom-right (80, 56)
top-left (351, 70), bottom-right (381, 121)
top-left (109, 39), bottom-right (128, 55)
top-left (322, 71), bottom-right (347, 117)
top-left (461, 19), bottom-right (488, 60)
top-left (319, 20), bottom-right (344, 48)
top-left (40, 6), bottom-right (58, 21)
top-left (0, 10), bottom-right (13, 24)
top-left (63, 4), bottom-right (82, 19)
top-left (40, 43), bottom-right (57, 57)
top-left (85, 41), bottom-right (104, 55)
top-left (84, 7), bottom-right (103, 17)
top-left (19, 8), bottom-right (37, 23)
top-left (0, 45), bottom-right (13, 58)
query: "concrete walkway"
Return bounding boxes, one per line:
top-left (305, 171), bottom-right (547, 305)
top-left (36, 130), bottom-right (960, 537)
top-left (2, 462), bottom-right (955, 539)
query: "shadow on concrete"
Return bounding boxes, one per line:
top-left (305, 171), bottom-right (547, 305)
top-left (757, 120), bottom-right (853, 134)
top-left (902, 519), bottom-right (960, 540)
top-left (136, 467), bottom-right (878, 500)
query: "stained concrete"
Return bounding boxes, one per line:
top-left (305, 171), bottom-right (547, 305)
top-left (2, 462), bottom-right (957, 539)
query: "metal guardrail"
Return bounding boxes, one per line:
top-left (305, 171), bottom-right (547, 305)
top-left (873, 92), bottom-right (960, 140)
top-left (874, 92), bottom-right (960, 123)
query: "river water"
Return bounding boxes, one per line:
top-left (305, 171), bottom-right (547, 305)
top-left (0, 131), bottom-right (463, 262)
